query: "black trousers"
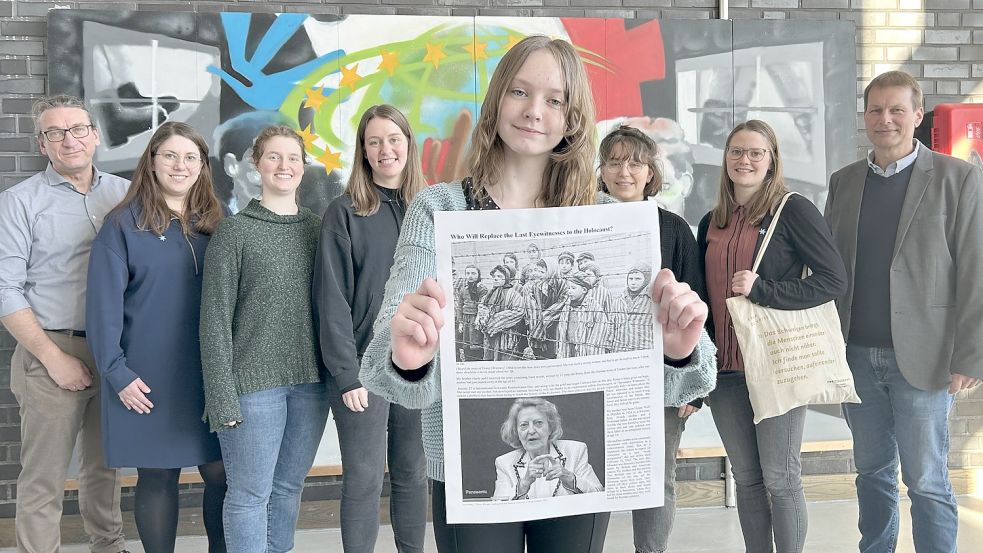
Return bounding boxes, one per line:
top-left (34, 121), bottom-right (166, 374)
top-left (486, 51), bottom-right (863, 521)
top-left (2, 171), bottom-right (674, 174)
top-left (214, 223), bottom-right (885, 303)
top-left (431, 480), bottom-right (610, 553)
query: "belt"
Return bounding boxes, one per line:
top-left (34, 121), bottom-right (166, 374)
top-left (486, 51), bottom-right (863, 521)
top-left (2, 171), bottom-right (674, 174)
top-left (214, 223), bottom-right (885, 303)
top-left (47, 329), bottom-right (87, 338)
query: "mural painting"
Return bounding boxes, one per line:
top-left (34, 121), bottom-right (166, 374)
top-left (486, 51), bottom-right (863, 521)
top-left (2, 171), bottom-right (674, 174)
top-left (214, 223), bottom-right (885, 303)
top-left (48, 10), bottom-right (857, 467)
top-left (50, 10), bottom-right (856, 224)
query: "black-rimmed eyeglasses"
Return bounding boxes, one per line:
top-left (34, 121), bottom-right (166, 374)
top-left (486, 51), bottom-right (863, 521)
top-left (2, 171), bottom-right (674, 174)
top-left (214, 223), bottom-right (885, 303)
top-left (39, 124), bottom-right (94, 142)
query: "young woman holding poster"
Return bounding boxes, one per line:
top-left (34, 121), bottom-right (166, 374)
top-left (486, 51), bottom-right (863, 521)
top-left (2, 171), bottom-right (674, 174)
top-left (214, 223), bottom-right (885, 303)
top-left (359, 35), bottom-right (714, 553)
top-left (313, 104), bottom-right (429, 553)
top-left (697, 120), bottom-right (846, 553)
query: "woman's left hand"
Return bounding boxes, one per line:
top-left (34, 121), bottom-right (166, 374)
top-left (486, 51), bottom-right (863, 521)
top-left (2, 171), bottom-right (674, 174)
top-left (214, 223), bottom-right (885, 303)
top-left (543, 462), bottom-right (577, 491)
top-left (118, 377), bottom-right (153, 414)
top-left (652, 268), bottom-right (708, 360)
top-left (731, 270), bottom-right (759, 297)
top-left (678, 404), bottom-right (699, 418)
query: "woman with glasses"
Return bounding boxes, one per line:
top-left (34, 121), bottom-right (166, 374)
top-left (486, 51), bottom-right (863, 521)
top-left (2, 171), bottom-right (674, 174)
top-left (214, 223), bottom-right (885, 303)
top-left (697, 120), bottom-right (846, 553)
top-left (200, 125), bottom-right (328, 553)
top-left (85, 122), bottom-right (228, 553)
top-left (597, 125), bottom-right (716, 553)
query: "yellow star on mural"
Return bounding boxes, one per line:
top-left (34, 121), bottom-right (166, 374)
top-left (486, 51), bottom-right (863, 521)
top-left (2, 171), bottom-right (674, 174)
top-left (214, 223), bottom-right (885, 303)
top-left (379, 49), bottom-right (400, 76)
top-left (297, 125), bottom-right (318, 150)
top-left (423, 42), bottom-right (447, 69)
top-left (317, 148), bottom-right (343, 173)
top-left (463, 40), bottom-right (488, 62)
top-left (303, 86), bottom-right (326, 111)
top-left (339, 64), bottom-right (362, 90)
top-left (504, 34), bottom-right (523, 51)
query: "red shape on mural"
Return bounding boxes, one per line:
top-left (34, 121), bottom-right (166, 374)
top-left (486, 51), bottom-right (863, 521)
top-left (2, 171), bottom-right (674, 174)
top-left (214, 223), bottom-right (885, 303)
top-left (561, 18), bottom-right (665, 122)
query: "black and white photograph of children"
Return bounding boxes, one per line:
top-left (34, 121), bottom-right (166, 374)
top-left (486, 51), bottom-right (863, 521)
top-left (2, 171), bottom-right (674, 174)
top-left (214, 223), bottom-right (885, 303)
top-left (458, 392), bottom-right (606, 502)
top-left (450, 233), bottom-right (655, 362)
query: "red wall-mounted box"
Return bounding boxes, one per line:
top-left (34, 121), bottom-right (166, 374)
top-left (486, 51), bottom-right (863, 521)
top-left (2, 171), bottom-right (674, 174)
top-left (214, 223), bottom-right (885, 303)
top-left (931, 103), bottom-right (983, 168)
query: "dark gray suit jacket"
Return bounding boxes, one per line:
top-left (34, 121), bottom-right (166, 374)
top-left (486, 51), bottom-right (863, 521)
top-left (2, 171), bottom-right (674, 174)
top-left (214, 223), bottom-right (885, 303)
top-left (824, 145), bottom-right (983, 390)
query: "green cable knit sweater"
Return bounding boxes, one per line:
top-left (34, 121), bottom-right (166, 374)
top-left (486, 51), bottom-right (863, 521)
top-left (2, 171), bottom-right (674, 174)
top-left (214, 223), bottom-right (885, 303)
top-left (200, 199), bottom-right (322, 432)
top-left (360, 181), bottom-right (718, 482)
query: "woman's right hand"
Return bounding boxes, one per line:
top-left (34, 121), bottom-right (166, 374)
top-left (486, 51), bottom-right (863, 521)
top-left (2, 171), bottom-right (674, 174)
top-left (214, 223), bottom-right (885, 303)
top-left (118, 377), bottom-right (153, 414)
top-left (391, 278), bottom-right (446, 370)
top-left (517, 454), bottom-right (553, 497)
top-left (517, 457), bottom-right (545, 497)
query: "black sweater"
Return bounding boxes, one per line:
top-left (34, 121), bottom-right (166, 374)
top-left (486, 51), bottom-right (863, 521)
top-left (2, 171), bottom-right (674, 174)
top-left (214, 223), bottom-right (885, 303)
top-left (696, 193), bottom-right (848, 343)
top-left (658, 205), bottom-right (709, 408)
top-left (313, 186), bottom-right (405, 393)
top-left (659, 206), bottom-right (706, 303)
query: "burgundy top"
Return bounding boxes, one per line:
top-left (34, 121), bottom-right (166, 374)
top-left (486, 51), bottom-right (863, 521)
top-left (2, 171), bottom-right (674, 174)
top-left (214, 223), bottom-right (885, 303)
top-left (704, 206), bottom-right (760, 372)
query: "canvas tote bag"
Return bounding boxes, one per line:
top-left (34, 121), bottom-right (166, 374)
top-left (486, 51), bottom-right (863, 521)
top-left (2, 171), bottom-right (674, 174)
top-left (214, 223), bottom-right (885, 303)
top-left (725, 192), bottom-right (860, 423)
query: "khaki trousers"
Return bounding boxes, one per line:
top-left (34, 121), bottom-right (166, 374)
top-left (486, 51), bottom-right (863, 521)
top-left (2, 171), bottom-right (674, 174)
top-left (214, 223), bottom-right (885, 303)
top-left (9, 332), bottom-right (124, 553)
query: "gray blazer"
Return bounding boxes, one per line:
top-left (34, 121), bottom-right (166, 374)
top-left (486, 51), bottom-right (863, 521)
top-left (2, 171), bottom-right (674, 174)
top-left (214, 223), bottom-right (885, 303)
top-left (824, 146), bottom-right (983, 390)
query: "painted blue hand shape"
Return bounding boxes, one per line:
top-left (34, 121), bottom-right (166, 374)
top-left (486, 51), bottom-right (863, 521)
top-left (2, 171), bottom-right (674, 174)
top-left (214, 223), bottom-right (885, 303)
top-left (208, 13), bottom-right (342, 111)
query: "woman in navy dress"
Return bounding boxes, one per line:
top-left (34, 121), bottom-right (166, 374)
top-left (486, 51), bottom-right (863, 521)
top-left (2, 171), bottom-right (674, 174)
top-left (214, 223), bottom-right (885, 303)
top-left (86, 122), bottom-right (227, 553)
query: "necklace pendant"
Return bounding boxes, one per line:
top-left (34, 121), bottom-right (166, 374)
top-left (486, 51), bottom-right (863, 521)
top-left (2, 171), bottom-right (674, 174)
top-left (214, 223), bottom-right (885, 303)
top-left (158, 235), bottom-right (167, 241)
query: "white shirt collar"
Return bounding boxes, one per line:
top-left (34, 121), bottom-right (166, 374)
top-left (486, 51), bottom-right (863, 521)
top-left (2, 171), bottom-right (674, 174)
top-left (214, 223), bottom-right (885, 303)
top-left (867, 140), bottom-right (921, 177)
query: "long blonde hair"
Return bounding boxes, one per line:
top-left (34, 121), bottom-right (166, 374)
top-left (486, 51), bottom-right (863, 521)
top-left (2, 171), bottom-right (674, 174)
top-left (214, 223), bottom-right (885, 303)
top-left (465, 35), bottom-right (596, 207)
top-left (348, 105), bottom-right (427, 216)
top-left (710, 119), bottom-right (788, 228)
top-left (114, 122), bottom-right (224, 236)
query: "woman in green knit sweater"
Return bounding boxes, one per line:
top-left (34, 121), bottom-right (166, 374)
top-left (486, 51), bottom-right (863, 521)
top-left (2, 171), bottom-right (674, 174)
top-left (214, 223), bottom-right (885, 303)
top-left (200, 125), bottom-right (327, 553)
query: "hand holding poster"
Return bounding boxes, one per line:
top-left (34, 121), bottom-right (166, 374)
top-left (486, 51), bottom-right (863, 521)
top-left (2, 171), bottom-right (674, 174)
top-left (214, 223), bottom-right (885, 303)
top-left (435, 200), bottom-right (666, 524)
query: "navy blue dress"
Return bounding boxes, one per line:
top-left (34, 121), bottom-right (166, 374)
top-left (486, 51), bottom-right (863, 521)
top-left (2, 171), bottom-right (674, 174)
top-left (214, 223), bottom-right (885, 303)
top-left (86, 202), bottom-right (222, 469)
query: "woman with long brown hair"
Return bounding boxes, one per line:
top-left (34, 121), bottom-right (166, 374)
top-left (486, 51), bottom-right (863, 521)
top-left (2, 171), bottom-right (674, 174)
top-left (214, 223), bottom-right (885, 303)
top-left (86, 121), bottom-right (228, 553)
top-left (697, 119), bottom-right (846, 553)
top-left (360, 35), bottom-right (711, 553)
top-left (313, 104), bottom-right (428, 553)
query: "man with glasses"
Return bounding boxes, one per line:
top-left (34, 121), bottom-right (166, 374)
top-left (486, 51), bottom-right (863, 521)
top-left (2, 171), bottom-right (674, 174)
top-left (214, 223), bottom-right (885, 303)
top-left (0, 95), bottom-right (129, 553)
top-left (825, 71), bottom-right (983, 552)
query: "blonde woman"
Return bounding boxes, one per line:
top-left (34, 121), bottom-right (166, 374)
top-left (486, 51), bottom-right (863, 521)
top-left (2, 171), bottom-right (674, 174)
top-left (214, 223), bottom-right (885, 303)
top-left (313, 105), bottom-right (428, 553)
top-left (360, 35), bottom-right (712, 553)
top-left (697, 120), bottom-right (846, 553)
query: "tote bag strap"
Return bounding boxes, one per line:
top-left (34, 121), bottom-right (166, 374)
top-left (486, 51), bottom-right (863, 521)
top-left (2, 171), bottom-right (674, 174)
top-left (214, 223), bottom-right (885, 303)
top-left (750, 192), bottom-right (797, 274)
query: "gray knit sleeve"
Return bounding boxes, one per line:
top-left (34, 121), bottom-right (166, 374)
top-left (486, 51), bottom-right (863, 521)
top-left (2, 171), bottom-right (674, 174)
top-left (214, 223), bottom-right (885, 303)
top-left (663, 329), bottom-right (717, 407)
top-left (200, 218), bottom-right (245, 431)
top-left (360, 184), bottom-right (459, 409)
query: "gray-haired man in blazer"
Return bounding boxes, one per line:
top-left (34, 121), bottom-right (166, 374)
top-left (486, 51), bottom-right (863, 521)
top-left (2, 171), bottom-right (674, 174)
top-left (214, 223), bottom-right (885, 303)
top-left (825, 70), bottom-right (983, 553)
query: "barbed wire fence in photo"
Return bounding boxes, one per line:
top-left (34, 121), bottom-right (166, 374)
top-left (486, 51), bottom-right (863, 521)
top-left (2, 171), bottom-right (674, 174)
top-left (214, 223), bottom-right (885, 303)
top-left (450, 232), bottom-right (655, 363)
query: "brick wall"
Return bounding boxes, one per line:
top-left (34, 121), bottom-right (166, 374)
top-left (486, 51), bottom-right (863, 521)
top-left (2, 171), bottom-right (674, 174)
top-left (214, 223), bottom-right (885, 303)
top-left (1, 0), bottom-right (982, 517)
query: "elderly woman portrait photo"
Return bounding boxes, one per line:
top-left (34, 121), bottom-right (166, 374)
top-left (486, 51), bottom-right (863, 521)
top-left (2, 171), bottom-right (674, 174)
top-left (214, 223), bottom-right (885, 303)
top-left (492, 398), bottom-right (604, 500)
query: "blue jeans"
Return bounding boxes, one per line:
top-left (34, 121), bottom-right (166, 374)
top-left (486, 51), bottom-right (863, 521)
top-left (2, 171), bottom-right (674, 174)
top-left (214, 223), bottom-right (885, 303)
top-left (218, 382), bottom-right (329, 553)
top-left (327, 379), bottom-right (428, 553)
top-left (709, 372), bottom-right (808, 553)
top-left (844, 345), bottom-right (958, 553)
top-left (632, 407), bottom-right (688, 553)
